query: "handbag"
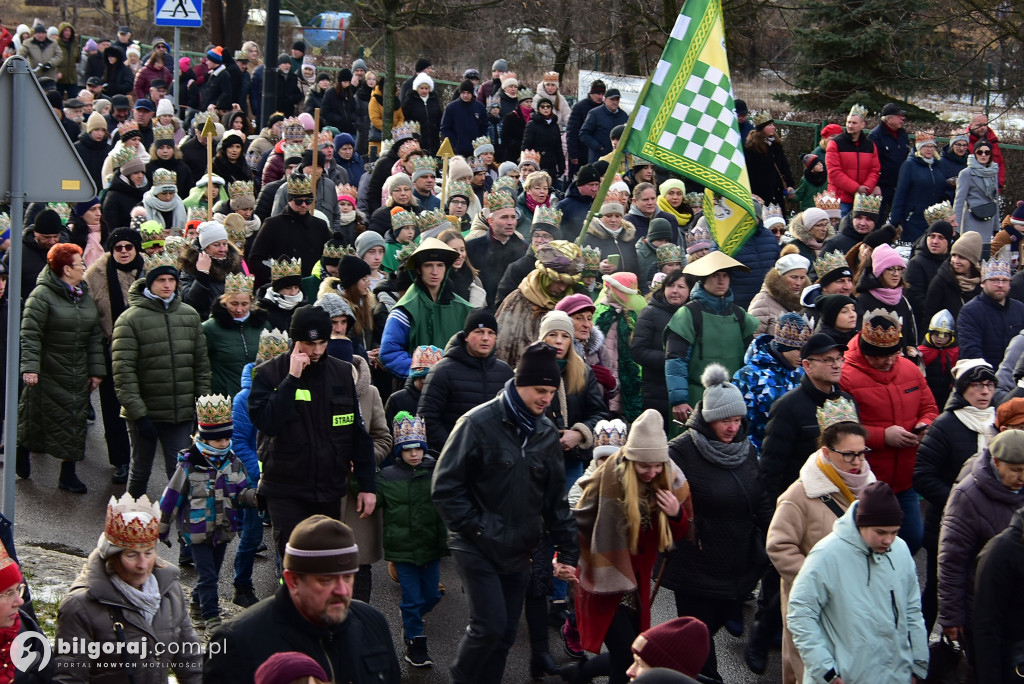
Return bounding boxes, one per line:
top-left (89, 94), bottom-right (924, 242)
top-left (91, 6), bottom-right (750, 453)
top-left (968, 201), bottom-right (998, 220)
top-left (924, 635), bottom-right (972, 684)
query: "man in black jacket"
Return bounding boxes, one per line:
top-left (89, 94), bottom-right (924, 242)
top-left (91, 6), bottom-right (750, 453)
top-left (3, 211), bottom-right (64, 305)
top-left (566, 80), bottom-right (604, 179)
top-left (248, 173), bottom-right (331, 288)
top-left (465, 192), bottom-right (527, 309)
top-left (248, 306), bottom-right (377, 558)
top-left (432, 342), bottom-right (578, 684)
top-left (205, 515), bottom-right (400, 684)
top-left (868, 103), bottom-right (910, 219)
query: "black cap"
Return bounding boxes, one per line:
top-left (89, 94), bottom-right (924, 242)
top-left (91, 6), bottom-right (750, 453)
top-left (515, 342), bottom-right (561, 388)
top-left (800, 332), bottom-right (847, 360)
top-left (33, 210), bottom-right (63, 236)
top-left (64, 98), bottom-right (84, 108)
top-left (290, 305), bottom-right (332, 342)
top-left (118, 25), bottom-right (131, 34)
top-left (605, 88), bottom-right (621, 99)
top-left (734, 98), bottom-right (748, 115)
top-left (880, 103), bottom-right (906, 117)
top-left (463, 308), bottom-right (498, 336)
top-left (576, 164), bottom-right (600, 185)
top-left (111, 94), bottom-right (130, 109)
top-left (150, 78), bottom-right (167, 89)
top-left (86, 76), bottom-right (103, 87)
top-left (814, 295), bottom-right (857, 330)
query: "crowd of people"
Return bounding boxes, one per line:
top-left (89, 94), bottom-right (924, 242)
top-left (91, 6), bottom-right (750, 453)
top-left (2, 16), bottom-right (1024, 684)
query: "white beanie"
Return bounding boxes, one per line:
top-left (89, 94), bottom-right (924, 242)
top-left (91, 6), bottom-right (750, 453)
top-left (802, 207), bottom-right (830, 229)
top-left (412, 72), bottom-right (434, 92)
top-left (198, 220), bottom-right (229, 249)
top-left (156, 98), bottom-right (175, 117)
top-left (775, 253), bottom-right (810, 275)
top-left (539, 310), bottom-right (574, 341)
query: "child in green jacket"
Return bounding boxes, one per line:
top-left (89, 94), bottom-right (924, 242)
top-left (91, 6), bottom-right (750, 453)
top-left (793, 154), bottom-right (829, 210)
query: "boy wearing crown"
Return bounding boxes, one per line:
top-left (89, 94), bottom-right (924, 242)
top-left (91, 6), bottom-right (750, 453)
top-left (825, 104), bottom-right (881, 217)
top-left (158, 395), bottom-right (258, 629)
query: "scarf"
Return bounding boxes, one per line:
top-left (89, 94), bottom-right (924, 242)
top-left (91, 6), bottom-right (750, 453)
top-left (598, 217), bottom-right (622, 237)
top-left (144, 287), bottom-right (176, 308)
top-left (815, 450), bottom-right (871, 504)
top-left (683, 412), bottom-right (749, 468)
top-left (84, 224), bottom-right (104, 267)
top-left (657, 195), bottom-right (692, 228)
top-left (111, 573), bottom-right (162, 625)
top-left (266, 289), bottom-right (303, 311)
top-left (339, 209), bottom-right (357, 224)
top-left (804, 168), bottom-right (828, 186)
top-left (595, 302), bottom-right (642, 421)
top-left (63, 281), bottom-right (84, 302)
top-left (121, 173), bottom-right (149, 190)
top-left (956, 274), bottom-right (980, 292)
top-left (502, 378), bottom-right (536, 446)
top-left (525, 192), bottom-right (549, 213)
top-left (801, 234), bottom-right (824, 253)
top-left (954, 404), bottom-right (996, 454)
top-left (107, 253), bottom-right (142, 324)
top-left (0, 613), bottom-right (19, 683)
top-left (519, 269), bottom-right (561, 310)
top-left (868, 285), bottom-right (903, 306)
top-left (967, 154), bottom-right (999, 198)
top-left (142, 189), bottom-right (187, 231)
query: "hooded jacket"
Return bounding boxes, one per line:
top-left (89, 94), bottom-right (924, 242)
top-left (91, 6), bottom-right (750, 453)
top-left (889, 152), bottom-right (948, 243)
top-left (101, 46), bottom-right (134, 97)
top-left (581, 216), bottom-right (639, 277)
top-left (733, 334), bottom-right (805, 450)
top-left (973, 507), bottom-right (1024, 684)
top-left (55, 23), bottom-right (80, 85)
top-left (787, 501), bottom-right (929, 684)
top-left (401, 88), bottom-right (442, 153)
top-left (74, 130), bottom-right (112, 191)
top-left (202, 299), bottom-right (268, 397)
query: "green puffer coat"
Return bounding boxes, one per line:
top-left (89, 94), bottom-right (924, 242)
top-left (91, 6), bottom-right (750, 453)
top-left (377, 456), bottom-right (448, 565)
top-left (112, 279), bottom-right (210, 423)
top-left (202, 299), bottom-right (269, 397)
top-left (18, 267), bottom-right (104, 462)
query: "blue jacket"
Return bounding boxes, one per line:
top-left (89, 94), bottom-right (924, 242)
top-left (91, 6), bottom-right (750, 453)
top-left (888, 153), bottom-right (948, 243)
top-left (732, 335), bottom-right (804, 451)
top-left (938, 145), bottom-right (968, 202)
top-left (787, 501), bottom-right (929, 684)
top-left (440, 98), bottom-right (488, 157)
top-left (557, 183), bottom-right (594, 242)
top-left (332, 132), bottom-right (365, 188)
top-left (231, 363), bottom-right (260, 486)
top-left (566, 97), bottom-right (601, 163)
top-left (729, 225), bottom-right (781, 310)
top-left (578, 104), bottom-right (628, 163)
top-left (957, 292), bottom-right (1024, 368)
top-left (868, 123), bottom-right (910, 190)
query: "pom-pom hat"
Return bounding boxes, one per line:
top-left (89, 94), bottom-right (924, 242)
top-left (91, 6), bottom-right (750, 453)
top-left (699, 363), bottom-right (747, 423)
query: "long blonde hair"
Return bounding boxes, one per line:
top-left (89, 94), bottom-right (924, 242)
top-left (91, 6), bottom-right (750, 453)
top-left (616, 456), bottom-right (674, 554)
top-left (563, 342), bottom-right (587, 395)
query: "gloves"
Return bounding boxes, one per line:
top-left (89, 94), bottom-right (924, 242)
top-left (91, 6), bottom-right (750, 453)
top-left (590, 363), bottom-right (616, 391)
top-left (161, 537), bottom-right (172, 548)
top-left (135, 416), bottom-right (158, 442)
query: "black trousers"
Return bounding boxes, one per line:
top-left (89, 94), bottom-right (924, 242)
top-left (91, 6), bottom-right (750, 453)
top-left (265, 496), bottom-right (342, 562)
top-left (674, 592), bottom-right (741, 680)
top-left (575, 604), bottom-right (640, 684)
top-left (98, 344), bottom-right (130, 467)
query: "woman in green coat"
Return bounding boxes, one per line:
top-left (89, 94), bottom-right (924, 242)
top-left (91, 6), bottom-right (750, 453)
top-left (202, 274), bottom-right (269, 397)
top-left (17, 243), bottom-right (105, 493)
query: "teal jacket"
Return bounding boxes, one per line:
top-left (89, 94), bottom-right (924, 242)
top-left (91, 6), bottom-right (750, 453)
top-left (787, 501), bottom-right (929, 684)
top-left (377, 456), bottom-right (448, 565)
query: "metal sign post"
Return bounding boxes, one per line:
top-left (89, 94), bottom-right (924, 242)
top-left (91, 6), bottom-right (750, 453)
top-left (155, 0), bottom-right (203, 119)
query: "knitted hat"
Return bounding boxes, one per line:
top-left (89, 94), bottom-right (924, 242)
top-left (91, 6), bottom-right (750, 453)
top-left (815, 294), bottom-right (857, 329)
top-left (855, 482), bottom-right (903, 528)
top-left (981, 257), bottom-right (1012, 282)
top-left (86, 111), bottom-right (108, 133)
top-left (802, 207), bottom-right (830, 229)
top-left (410, 345), bottom-right (443, 378)
top-left (772, 312), bottom-right (812, 352)
top-left (354, 230), bottom-right (386, 259)
top-left (858, 309), bottom-right (902, 356)
top-left (555, 293), bottom-right (596, 317)
top-left (463, 308), bottom-right (498, 336)
top-left (699, 364), bottom-right (746, 423)
top-left (996, 397), bottom-right (1024, 430)
top-left (99, 493), bottom-right (160, 559)
top-left (255, 652), bottom-right (329, 684)
top-left (620, 408), bottom-right (669, 462)
top-left (870, 243), bottom-right (905, 277)
top-left (775, 253), bottom-right (810, 275)
top-left (646, 218), bottom-right (673, 243)
top-left (206, 46), bottom-right (224, 63)
top-left (33, 209), bottom-right (63, 235)
top-left (106, 226), bottom-right (142, 253)
top-left (473, 135), bottom-right (495, 157)
top-left (0, 544), bottom-right (21, 595)
top-left (412, 72), bottom-right (434, 92)
top-left (802, 153), bottom-right (820, 169)
top-left (952, 358), bottom-right (996, 397)
top-left (539, 310), bottom-right (574, 340)
top-left (284, 515), bottom-right (359, 574)
top-left (862, 225), bottom-right (897, 250)
top-left (593, 419), bottom-right (627, 461)
top-left (338, 254), bottom-right (371, 289)
top-left (575, 165), bottom-right (600, 186)
top-left (392, 411), bottom-right (428, 455)
top-left (632, 617), bottom-right (710, 678)
top-left (515, 341), bottom-right (560, 388)
top-left (389, 172), bottom-right (413, 190)
top-left (289, 305), bottom-right (331, 342)
top-left (990, 429), bottom-right (1024, 464)
top-left (196, 394), bottom-right (233, 441)
top-left (198, 221), bottom-right (229, 249)
top-left (815, 250), bottom-right (852, 289)
top-left (951, 231), bottom-right (982, 270)
top-left (314, 294), bottom-right (354, 329)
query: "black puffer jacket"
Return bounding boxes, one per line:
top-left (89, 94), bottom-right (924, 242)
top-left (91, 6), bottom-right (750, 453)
top-left (521, 111), bottom-right (565, 178)
top-left (101, 174), bottom-right (146, 234)
top-left (384, 375), bottom-right (421, 427)
top-left (973, 508), bottom-right (1024, 684)
top-left (74, 131), bottom-right (112, 191)
top-left (177, 240), bottom-right (244, 321)
top-left (905, 243), bottom-right (946, 342)
top-left (146, 156), bottom-right (195, 200)
top-left (630, 294), bottom-right (679, 424)
top-left (923, 260), bottom-right (980, 329)
top-left (663, 414), bottom-right (773, 600)
top-left (546, 365), bottom-right (608, 471)
top-left (494, 250), bottom-right (536, 305)
top-left (4, 228), bottom-right (59, 303)
top-left (400, 90), bottom-right (442, 153)
top-left (417, 333), bottom-right (513, 450)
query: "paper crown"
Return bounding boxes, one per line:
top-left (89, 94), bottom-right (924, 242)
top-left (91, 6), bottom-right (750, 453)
top-left (163, 235), bottom-right (187, 259)
top-left (752, 110), bottom-right (773, 127)
top-left (656, 243), bottom-right (683, 266)
top-left (391, 208), bottom-right (417, 229)
top-left (487, 189), bottom-right (517, 211)
top-left (533, 205), bottom-right (562, 227)
top-left (469, 157), bottom-right (488, 173)
top-left (814, 250), bottom-right (849, 277)
top-left (392, 411), bottom-right (427, 448)
top-left (104, 493), bottom-right (161, 551)
top-left (763, 203), bottom-right (784, 225)
top-left (408, 154), bottom-right (435, 173)
top-left (282, 142), bottom-right (306, 163)
top-left (685, 192), bottom-right (705, 210)
top-left (816, 397), bottom-right (860, 431)
top-left (852, 192), bottom-right (881, 215)
top-left (270, 257), bottom-right (302, 282)
top-left (322, 242), bottom-right (353, 259)
top-left (152, 168), bottom-right (177, 188)
top-left (336, 184), bottom-right (358, 201)
top-left (395, 243), bottom-right (417, 269)
top-left (520, 149), bottom-right (541, 166)
top-left (410, 344), bottom-right (444, 371)
top-left (981, 257), bottom-right (1012, 281)
top-left (288, 173), bottom-right (314, 196)
top-left (542, 71), bottom-right (560, 83)
top-left (471, 135), bottom-right (492, 151)
top-left (416, 208), bottom-right (448, 231)
top-left (923, 200), bottom-right (954, 225)
top-left (143, 251), bottom-right (177, 272)
top-left (581, 245), bottom-right (602, 275)
top-left (224, 215), bottom-right (247, 244)
top-left (228, 180), bottom-right (254, 201)
top-left (914, 130), bottom-right (935, 148)
top-left (186, 206), bottom-right (207, 223)
top-left (492, 175), bottom-right (518, 196)
top-left (317, 130), bottom-right (334, 148)
top-left (448, 179), bottom-right (472, 200)
top-left (0, 212), bottom-right (9, 232)
top-left (685, 224), bottom-right (711, 252)
top-left (593, 418), bottom-right (628, 452)
top-left (117, 118), bottom-right (139, 137)
top-left (196, 393), bottom-right (233, 428)
top-left (48, 202), bottom-right (71, 224)
top-left (192, 111), bottom-right (212, 130)
top-left (111, 146), bottom-right (140, 170)
top-left (606, 187), bottom-right (631, 206)
top-left (814, 191), bottom-right (841, 216)
top-left (392, 122), bottom-right (420, 143)
top-left (152, 124), bottom-right (175, 143)
top-left (860, 308), bottom-right (902, 348)
top-left (849, 103), bottom-right (868, 119)
top-left (774, 312), bottom-right (812, 348)
top-left (282, 117), bottom-right (305, 140)
top-left (224, 272), bottom-right (254, 296)
top-left (257, 328), bottom-right (290, 363)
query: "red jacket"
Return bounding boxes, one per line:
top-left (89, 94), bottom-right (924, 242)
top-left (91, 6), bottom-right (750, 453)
top-left (825, 132), bottom-right (881, 203)
top-left (969, 128), bottom-right (1006, 189)
top-left (840, 335), bottom-right (938, 492)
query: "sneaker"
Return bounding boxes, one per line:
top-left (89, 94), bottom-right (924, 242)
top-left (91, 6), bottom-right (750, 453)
top-left (203, 616), bottom-right (222, 631)
top-left (404, 636), bottom-right (432, 667)
top-left (232, 585), bottom-right (259, 608)
top-left (111, 464), bottom-right (129, 485)
top-left (562, 621), bottom-right (584, 659)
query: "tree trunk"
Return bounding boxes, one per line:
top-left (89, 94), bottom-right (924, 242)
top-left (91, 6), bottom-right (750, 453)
top-left (224, 0), bottom-right (246, 52)
top-left (553, 5), bottom-right (573, 76)
top-left (383, 26), bottom-right (395, 140)
top-left (208, 0), bottom-right (225, 48)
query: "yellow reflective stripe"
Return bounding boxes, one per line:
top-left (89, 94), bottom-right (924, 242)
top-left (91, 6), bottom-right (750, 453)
top-left (332, 414), bottom-right (354, 426)
top-left (294, 389), bottom-right (312, 401)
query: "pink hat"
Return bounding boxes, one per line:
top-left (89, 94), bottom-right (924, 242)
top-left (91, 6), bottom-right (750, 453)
top-left (555, 293), bottom-right (596, 316)
top-left (179, 56), bottom-right (191, 71)
top-left (871, 243), bottom-right (906, 277)
top-left (298, 112), bottom-right (315, 131)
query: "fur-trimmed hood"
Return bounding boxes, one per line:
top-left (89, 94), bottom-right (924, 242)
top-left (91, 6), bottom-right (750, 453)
top-left (798, 449), bottom-right (876, 500)
top-left (586, 216), bottom-right (637, 243)
top-left (763, 267), bottom-right (803, 312)
top-left (789, 210), bottom-right (835, 246)
top-left (178, 238), bottom-right (243, 282)
top-left (208, 297), bottom-right (269, 328)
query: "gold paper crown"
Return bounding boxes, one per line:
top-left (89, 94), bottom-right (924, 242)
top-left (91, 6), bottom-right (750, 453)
top-left (581, 245), bottom-right (601, 275)
top-left (752, 110), bottom-right (773, 127)
top-left (196, 393), bottom-right (233, 427)
top-left (408, 155), bottom-right (436, 176)
top-left (774, 312), bottom-right (812, 348)
top-left (492, 176), bottom-right (518, 196)
top-left (192, 112), bottom-right (212, 130)
top-left (606, 188), bottom-right (631, 206)
top-left (48, 202), bottom-right (71, 224)
top-left (685, 192), bottom-right (705, 210)
top-left (471, 135), bottom-right (493, 150)
top-left (228, 180), bottom-right (254, 201)
top-left (395, 242), bottom-right (417, 268)
top-left (270, 257), bottom-right (302, 281)
top-left (224, 272), bottom-right (254, 296)
top-left (336, 184), bottom-right (358, 201)
top-left (257, 328), bottom-right (290, 363)
top-left (288, 173), bottom-right (314, 196)
top-left (533, 205), bottom-right (562, 227)
top-left (153, 124), bottom-right (175, 142)
top-left (814, 250), bottom-right (850, 277)
top-left (282, 142), bottom-right (306, 162)
top-left (924, 200), bottom-right (954, 225)
top-left (417, 208), bottom-right (448, 231)
top-left (323, 242), bottom-right (353, 259)
top-left (143, 251), bottom-right (177, 272)
top-left (104, 493), bottom-right (161, 551)
top-left (448, 180), bottom-right (472, 200)
top-left (487, 189), bottom-right (517, 211)
top-left (301, 133), bottom-right (314, 150)
top-left (392, 122), bottom-right (420, 143)
top-left (163, 235), bottom-right (187, 259)
top-left (392, 411), bottom-right (427, 447)
top-left (914, 130), bottom-right (935, 148)
top-left (224, 214), bottom-right (246, 244)
top-left (111, 146), bottom-right (139, 170)
top-left (685, 224), bottom-right (711, 249)
top-left (117, 118), bottom-right (139, 137)
top-left (469, 157), bottom-right (487, 173)
top-left (814, 191), bottom-right (841, 212)
top-left (391, 207), bottom-right (417, 230)
top-left (0, 213), bottom-right (9, 232)
top-left (816, 397), bottom-right (860, 431)
top-left (849, 103), bottom-right (868, 119)
top-left (852, 192), bottom-right (882, 215)
top-left (186, 206), bottom-right (207, 223)
top-left (282, 117), bottom-right (305, 140)
top-left (542, 71), bottom-right (560, 83)
top-left (152, 168), bottom-right (177, 187)
top-left (520, 149), bottom-right (541, 166)
top-left (861, 308), bottom-right (902, 348)
top-left (656, 243), bottom-right (683, 266)
top-left (317, 130), bottom-right (334, 148)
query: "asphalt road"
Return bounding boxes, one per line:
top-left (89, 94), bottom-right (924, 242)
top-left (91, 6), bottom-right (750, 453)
top-left (9, 396), bottom-right (782, 683)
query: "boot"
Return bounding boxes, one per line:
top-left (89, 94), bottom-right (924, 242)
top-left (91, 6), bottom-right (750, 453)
top-left (15, 447), bottom-right (29, 480)
top-left (404, 636), bottom-right (432, 667)
top-left (530, 652), bottom-right (560, 679)
top-left (111, 464), bottom-right (129, 484)
top-left (58, 461), bottom-right (87, 493)
top-left (231, 585), bottom-right (259, 608)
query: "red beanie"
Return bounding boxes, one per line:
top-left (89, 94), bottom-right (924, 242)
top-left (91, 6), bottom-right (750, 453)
top-left (633, 616), bottom-right (710, 677)
top-left (0, 544), bottom-right (22, 594)
top-left (255, 652), bottom-right (328, 684)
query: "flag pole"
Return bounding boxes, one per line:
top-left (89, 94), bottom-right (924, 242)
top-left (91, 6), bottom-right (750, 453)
top-left (312, 107), bottom-right (321, 211)
top-left (574, 76), bottom-right (656, 247)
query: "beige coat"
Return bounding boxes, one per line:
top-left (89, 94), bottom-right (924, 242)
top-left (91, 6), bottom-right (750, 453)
top-left (340, 354), bottom-right (392, 565)
top-left (85, 254), bottom-right (140, 340)
top-left (747, 268), bottom-right (803, 336)
top-left (766, 450), bottom-right (875, 684)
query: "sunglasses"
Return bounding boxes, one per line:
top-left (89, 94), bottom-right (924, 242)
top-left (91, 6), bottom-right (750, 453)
top-left (976, 150), bottom-right (991, 156)
top-left (770, 227), bottom-right (785, 236)
top-left (293, 197), bottom-right (313, 205)
top-left (113, 243), bottom-right (135, 252)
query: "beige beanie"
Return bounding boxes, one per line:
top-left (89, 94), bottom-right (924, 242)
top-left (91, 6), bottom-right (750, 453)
top-left (951, 230), bottom-right (982, 270)
top-left (539, 310), bottom-right (574, 340)
top-left (623, 408), bottom-right (668, 463)
top-left (86, 111), bottom-right (108, 133)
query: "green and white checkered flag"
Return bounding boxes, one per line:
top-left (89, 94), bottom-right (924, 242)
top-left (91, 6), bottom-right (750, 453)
top-left (623, 0), bottom-right (757, 255)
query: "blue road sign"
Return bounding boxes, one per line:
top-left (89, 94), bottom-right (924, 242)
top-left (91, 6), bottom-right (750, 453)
top-left (156, 0), bottom-right (203, 27)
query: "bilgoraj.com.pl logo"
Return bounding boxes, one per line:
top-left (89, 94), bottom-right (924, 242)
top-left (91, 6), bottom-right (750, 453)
top-left (11, 631), bottom-right (224, 671)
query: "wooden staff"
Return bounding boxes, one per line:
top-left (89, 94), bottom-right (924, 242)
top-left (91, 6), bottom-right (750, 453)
top-left (312, 107), bottom-right (321, 211)
top-left (200, 116), bottom-right (217, 221)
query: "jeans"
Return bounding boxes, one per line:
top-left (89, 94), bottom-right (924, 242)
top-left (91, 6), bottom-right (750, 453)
top-left (551, 458), bottom-right (585, 602)
top-left (840, 201), bottom-right (853, 217)
top-left (265, 497), bottom-right (342, 561)
top-left (449, 546), bottom-right (531, 684)
top-left (98, 344), bottom-right (130, 467)
top-left (191, 542), bottom-right (228, 619)
top-left (127, 420), bottom-right (192, 499)
top-left (232, 507), bottom-right (263, 589)
top-left (395, 560), bottom-right (441, 640)
top-left (895, 487), bottom-right (924, 555)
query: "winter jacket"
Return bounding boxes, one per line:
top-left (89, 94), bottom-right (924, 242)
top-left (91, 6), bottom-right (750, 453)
top-left (631, 295), bottom-right (680, 423)
top-left (417, 333), bottom-right (514, 449)
top-left (839, 334), bottom-right (938, 492)
top-left (819, 213), bottom-right (867, 257)
top-left (18, 267), bottom-right (104, 462)
top-left (4, 228), bottom-right (60, 304)
top-left (112, 280), bottom-right (211, 423)
top-left (855, 284), bottom-right (918, 352)
top-left (499, 107), bottom-right (530, 163)
top-left (332, 132), bottom-right (365, 187)
top-left (624, 206), bottom-right (678, 243)
top-left (203, 585), bottom-right (400, 684)
top-left (578, 104), bottom-right (628, 163)
top-left (378, 456), bottom-right (449, 565)
top-left (271, 175), bottom-right (342, 235)
top-left (146, 156), bottom-right (194, 201)
top-left (922, 261), bottom-right (980, 334)
top-left (904, 246), bottom-right (946, 341)
top-left (662, 417), bottom-right (772, 599)
top-left (522, 111), bottom-right (565, 178)
top-left (178, 240), bottom-right (245, 321)
top-left (84, 253), bottom-right (142, 341)
top-left (231, 363), bottom-right (260, 485)
top-left (954, 162), bottom-right (1001, 236)
top-left (134, 63), bottom-right (171, 100)
top-left (494, 250), bottom-right (538, 304)
top-left (102, 174), bottom-right (146, 233)
top-left (54, 550), bottom-right (202, 684)
top-left (889, 153), bottom-right (948, 243)
top-left (431, 385), bottom-right (580, 573)
top-left (556, 182), bottom-right (595, 242)
top-left (745, 138), bottom-right (795, 207)
top-left (547, 363), bottom-right (609, 473)
top-left (202, 300), bottom-right (267, 397)
top-left (580, 217), bottom-right (640, 279)
top-left (969, 126), bottom-right (1006, 188)
top-left (55, 24), bottom-right (80, 85)
top-left (465, 230), bottom-right (528, 308)
top-left (787, 502), bottom-right (929, 684)
top-left (383, 376), bottom-right (420, 427)
top-left (248, 207), bottom-right (331, 288)
top-left (321, 85), bottom-right (358, 133)
top-left (440, 97), bottom-right (488, 157)
top-left (749, 270), bottom-right (803, 336)
top-left (401, 90), bottom-right (442, 153)
top-left (18, 36), bottom-right (61, 74)
top-left (367, 85), bottom-right (404, 134)
top-left (868, 123), bottom-right (911, 192)
top-left (938, 145), bottom-right (968, 201)
top-left (973, 507), bottom-right (1024, 684)
top-left (825, 132), bottom-right (881, 203)
top-left (566, 96), bottom-right (601, 163)
top-left (103, 57), bottom-right (134, 98)
top-left (733, 334), bottom-right (805, 451)
top-left (379, 280), bottom-right (473, 377)
top-left (956, 291), bottom-right (1024, 367)
top-left (729, 224), bottom-right (781, 309)
top-left (74, 131), bottom-right (112, 191)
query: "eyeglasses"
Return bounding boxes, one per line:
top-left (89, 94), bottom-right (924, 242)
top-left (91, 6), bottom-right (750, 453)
top-left (807, 356), bottom-right (845, 366)
top-left (830, 447), bottom-right (872, 464)
top-left (449, 198), bottom-right (468, 206)
top-left (0, 584), bottom-right (25, 601)
top-left (113, 243), bottom-right (135, 252)
top-left (770, 227), bottom-right (785, 236)
top-left (967, 381), bottom-right (996, 391)
top-left (293, 198), bottom-right (313, 206)
top-left (884, 266), bottom-right (906, 274)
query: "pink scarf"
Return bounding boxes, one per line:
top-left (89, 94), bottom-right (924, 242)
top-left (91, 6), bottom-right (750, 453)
top-left (868, 286), bottom-right (902, 306)
top-left (525, 193), bottom-right (549, 213)
top-left (83, 224), bottom-right (104, 267)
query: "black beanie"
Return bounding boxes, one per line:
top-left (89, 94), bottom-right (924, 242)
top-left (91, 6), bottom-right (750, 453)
top-left (863, 225), bottom-right (897, 250)
top-left (415, 57), bottom-right (431, 73)
top-left (928, 220), bottom-right (954, 242)
top-left (338, 68), bottom-right (353, 83)
top-left (515, 341), bottom-right (560, 388)
top-left (33, 210), bottom-right (64, 236)
top-left (815, 294), bottom-right (856, 329)
top-left (145, 263), bottom-right (179, 289)
top-left (106, 227), bottom-right (142, 253)
top-left (289, 305), bottom-right (331, 342)
top-left (817, 262), bottom-right (853, 289)
top-left (463, 308), bottom-right (498, 337)
top-left (647, 218), bottom-right (673, 243)
top-left (292, 40), bottom-right (306, 53)
top-left (338, 254), bottom-right (371, 289)
top-left (459, 79), bottom-right (475, 94)
top-left (855, 481), bottom-right (903, 528)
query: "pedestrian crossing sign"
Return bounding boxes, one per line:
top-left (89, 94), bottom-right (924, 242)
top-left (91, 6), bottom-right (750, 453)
top-left (155, 0), bottom-right (203, 27)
